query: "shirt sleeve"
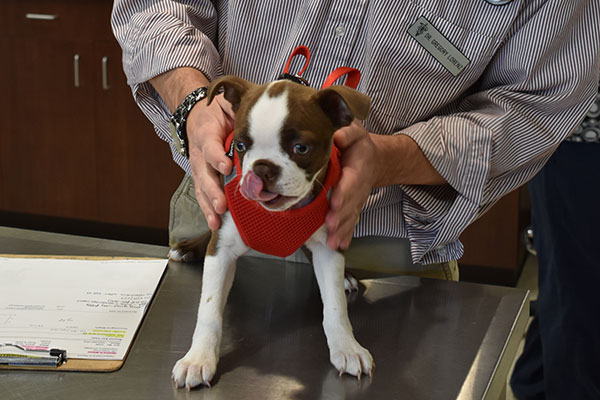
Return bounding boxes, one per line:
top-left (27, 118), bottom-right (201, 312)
top-left (398, 0), bottom-right (600, 264)
top-left (111, 0), bottom-right (222, 170)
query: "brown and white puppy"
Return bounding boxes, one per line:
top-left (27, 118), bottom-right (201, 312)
top-left (170, 76), bottom-right (372, 389)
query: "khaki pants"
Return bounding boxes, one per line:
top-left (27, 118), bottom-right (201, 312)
top-left (169, 175), bottom-right (459, 282)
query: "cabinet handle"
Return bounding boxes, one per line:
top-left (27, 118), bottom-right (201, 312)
top-left (25, 13), bottom-right (58, 20)
top-left (73, 54), bottom-right (80, 88)
top-left (101, 56), bottom-right (110, 90)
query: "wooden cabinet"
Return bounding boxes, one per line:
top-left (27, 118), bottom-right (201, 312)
top-left (459, 187), bottom-right (531, 285)
top-left (6, 36), bottom-right (97, 219)
top-left (0, 0), bottom-right (183, 239)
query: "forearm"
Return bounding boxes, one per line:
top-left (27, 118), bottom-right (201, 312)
top-left (111, 0), bottom-right (222, 153)
top-left (150, 67), bottom-right (211, 113)
top-left (371, 133), bottom-right (446, 187)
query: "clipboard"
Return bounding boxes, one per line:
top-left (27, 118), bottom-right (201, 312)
top-left (0, 254), bottom-right (167, 372)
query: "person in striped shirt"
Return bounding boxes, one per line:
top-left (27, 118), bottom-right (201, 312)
top-left (112, 1), bottom-right (598, 398)
top-left (111, 0), bottom-right (598, 276)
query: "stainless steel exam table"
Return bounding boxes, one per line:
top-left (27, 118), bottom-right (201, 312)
top-left (0, 228), bottom-right (529, 400)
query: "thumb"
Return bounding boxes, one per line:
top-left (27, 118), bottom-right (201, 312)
top-left (189, 132), bottom-right (233, 176)
top-left (206, 136), bottom-right (233, 176)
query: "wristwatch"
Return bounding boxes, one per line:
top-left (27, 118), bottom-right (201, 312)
top-left (169, 86), bottom-right (208, 158)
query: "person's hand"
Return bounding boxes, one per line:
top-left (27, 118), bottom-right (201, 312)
top-left (187, 93), bottom-right (235, 231)
top-left (149, 68), bottom-right (238, 231)
top-left (325, 120), bottom-right (378, 251)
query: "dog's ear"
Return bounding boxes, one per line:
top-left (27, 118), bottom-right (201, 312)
top-left (207, 75), bottom-right (252, 112)
top-left (314, 86), bottom-right (370, 129)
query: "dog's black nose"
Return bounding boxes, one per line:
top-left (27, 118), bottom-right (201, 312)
top-left (253, 160), bottom-right (281, 184)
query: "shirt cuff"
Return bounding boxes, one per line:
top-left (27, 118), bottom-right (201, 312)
top-left (123, 10), bottom-right (222, 86)
top-left (398, 117), bottom-right (493, 264)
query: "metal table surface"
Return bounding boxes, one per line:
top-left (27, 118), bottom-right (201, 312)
top-left (0, 228), bottom-right (529, 400)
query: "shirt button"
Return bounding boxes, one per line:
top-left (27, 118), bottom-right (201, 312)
top-left (335, 25), bottom-right (346, 37)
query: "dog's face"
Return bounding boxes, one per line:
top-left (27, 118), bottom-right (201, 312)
top-left (207, 76), bottom-right (370, 211)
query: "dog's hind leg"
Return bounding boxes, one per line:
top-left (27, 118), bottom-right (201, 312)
top-left (169, 232), bottom-right (212, 263)
top-left (306, 227), bottom-right (374, 378)
top-left (301, 246), bottom-right (359, 293)
top-left (343, 271), bottom-right (359, 292)
top-left (172, 212), bottom-right (248, 390)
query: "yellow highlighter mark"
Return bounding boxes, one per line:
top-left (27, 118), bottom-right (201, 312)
top-left (83, 329), bottom-right (127, 338)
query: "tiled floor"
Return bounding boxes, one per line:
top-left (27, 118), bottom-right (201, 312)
top-left (506, 253), bottom-right (539, 400)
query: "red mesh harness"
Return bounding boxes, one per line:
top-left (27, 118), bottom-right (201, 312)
top-left (223, 46), bottom-right (361, 257)
top-left (224, 135), bottom-right (341, 257)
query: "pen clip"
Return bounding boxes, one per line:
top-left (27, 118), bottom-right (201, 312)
top-left (0, 343), bottom-right (67, 366)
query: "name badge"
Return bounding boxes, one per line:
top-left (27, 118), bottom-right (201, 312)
top-left (485, 0), bottom-right (513, 5)
top-left (408, 16), bottom-right (470, 77)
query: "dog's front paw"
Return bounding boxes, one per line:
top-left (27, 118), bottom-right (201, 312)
top-left (329, 340), bottom-right (374, 379)
top-left (172, 348), bottom-right (218, 390)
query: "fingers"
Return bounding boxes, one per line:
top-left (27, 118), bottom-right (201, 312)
top-left (214, 93), bottom-right (236, 120)
top-left (199, 135), bottom-right (233, 178)
top-left (333, 119), bottom-right (364, 149)
top-left (326, 168), bottom-right (366, 250)
top-left (326, 121), bottom-right (377, 251)
top-left (188, 95), bottom-right (234, 177)
top-left (186, 95), bottom-right (235, 231)
top-left (189, 156), bottom-right (225, 231)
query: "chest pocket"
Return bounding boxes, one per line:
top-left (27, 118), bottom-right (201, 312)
top-left (363, 0), bottom-right (519, 133)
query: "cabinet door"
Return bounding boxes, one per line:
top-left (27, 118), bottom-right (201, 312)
top-left (0, 5), bottom-right (13, 210)
top-left (1, 1), bottom-right (101, 220)
top-left (92, 40), bottom-right (183, 229)
top-left (2, 36), bottom-right (98, 220)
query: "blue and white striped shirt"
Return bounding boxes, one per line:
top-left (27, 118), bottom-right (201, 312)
top-left (111, 0), bottom-right (600, 264)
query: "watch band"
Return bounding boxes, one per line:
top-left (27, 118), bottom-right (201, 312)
top-left (169, 86), bottom-right (208, 158)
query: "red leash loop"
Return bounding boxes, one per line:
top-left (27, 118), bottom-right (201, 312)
top-left (283, 45), bottom-right (311, 76)
top-left (321, 66), bottom-right (361, 89)
top-left (282, 45), bottom-right (361, 90)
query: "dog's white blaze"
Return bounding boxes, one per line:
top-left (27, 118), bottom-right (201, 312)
top-left (247, 84), bottom-right (288, 150)
top-left (244, 84), bottom-right (313, 201)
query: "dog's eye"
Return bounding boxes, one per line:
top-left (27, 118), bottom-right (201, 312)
top-left (293, 143), bottom-right (309, 155)
top-left (235, 141), bottom-right (247, 152)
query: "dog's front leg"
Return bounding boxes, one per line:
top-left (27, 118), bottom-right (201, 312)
top-left (172, 212), bottom-right (247, 389)
top-left (306, 227), bottom-right (374, 378)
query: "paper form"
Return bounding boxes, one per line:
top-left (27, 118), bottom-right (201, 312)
top-left (0, 257), bottom-right (167, 360)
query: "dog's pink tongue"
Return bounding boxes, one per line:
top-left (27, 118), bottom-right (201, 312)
top-left (240, 171), bottom-right (278, 202)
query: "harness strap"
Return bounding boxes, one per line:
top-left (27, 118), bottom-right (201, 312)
top-left (322, 66), bottom-right (361, 89)
top-left (282, 45), bottom-right (311, 76)
top-left (282, 45), bottom-right (361, 90)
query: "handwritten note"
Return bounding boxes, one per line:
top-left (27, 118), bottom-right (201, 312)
top-left (0, 257), bottom-right (167, 360)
